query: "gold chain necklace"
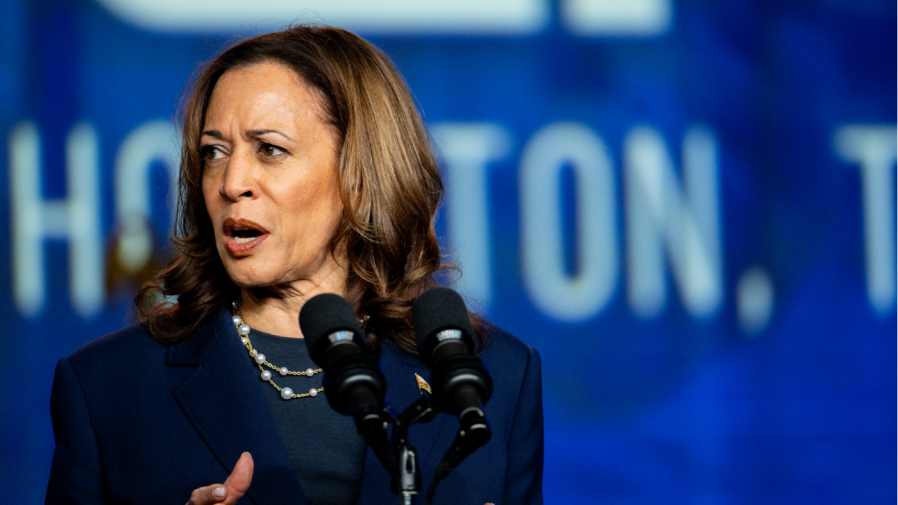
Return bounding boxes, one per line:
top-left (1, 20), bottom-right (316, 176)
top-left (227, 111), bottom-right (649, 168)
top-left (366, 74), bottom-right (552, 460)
top-left (231, 302), bottom-right (324, 401)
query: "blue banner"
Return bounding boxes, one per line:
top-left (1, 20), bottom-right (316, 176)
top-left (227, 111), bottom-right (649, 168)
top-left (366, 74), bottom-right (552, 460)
top-left (2, 0), bottom-right (894, 503)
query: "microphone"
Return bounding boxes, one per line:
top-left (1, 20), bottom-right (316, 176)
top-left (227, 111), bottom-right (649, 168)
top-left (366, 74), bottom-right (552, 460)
top-left (300, 293), bottom-right (391, 467)
top-left (412, 287), bottom-right (493, 444)
top-left (413, 288), bottom-right (494, 504)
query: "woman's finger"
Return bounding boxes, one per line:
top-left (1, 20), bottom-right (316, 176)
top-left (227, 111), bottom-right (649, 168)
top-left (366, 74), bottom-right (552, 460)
top-left (185, 483), bottom-right (227, 505)
top-left (185, 452), bottom-right (254, 505)
top-left (223, 452), bottom-right (254, 497)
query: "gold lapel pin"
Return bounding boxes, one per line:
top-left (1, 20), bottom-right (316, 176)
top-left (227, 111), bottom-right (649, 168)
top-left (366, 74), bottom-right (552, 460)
top-left (415, 373), bottom-right (431, 395)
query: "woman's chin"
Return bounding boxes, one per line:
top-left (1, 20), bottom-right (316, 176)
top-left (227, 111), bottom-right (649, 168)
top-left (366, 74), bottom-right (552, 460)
top-left (220, 262), bottom-right (277, 290)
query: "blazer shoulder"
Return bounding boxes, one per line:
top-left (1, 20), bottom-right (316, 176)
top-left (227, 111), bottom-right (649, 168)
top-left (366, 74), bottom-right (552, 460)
top-left (67, 322), bottom-right (166, 371)
top-left (479, 324), bottom-right (539, 365)
top-left (477, 324), bottom-right (541, 408)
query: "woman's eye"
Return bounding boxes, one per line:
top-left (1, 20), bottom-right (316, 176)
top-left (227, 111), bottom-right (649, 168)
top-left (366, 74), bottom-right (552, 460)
top-left (201, 145), bottom-right (226, 161)
top-left (260, 142), bottom-right (285, 157)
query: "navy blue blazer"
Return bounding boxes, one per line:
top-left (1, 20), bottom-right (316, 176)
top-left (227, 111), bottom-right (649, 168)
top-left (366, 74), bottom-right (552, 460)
top-left (46, 308), bottom-right (543, 504)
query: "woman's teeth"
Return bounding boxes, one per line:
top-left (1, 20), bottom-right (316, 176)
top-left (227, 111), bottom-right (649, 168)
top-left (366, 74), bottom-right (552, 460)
top-left (234, 236), bottom-right (255, 244)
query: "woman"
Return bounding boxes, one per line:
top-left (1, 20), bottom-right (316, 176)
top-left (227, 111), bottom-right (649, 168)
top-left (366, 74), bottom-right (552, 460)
top-left (46, 25), bottom-right (542, 505)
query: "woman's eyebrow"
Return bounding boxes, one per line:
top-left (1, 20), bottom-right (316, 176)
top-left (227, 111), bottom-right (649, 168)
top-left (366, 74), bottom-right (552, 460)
top-left (247, 129), bottom-right (292, 141)
top-left (201, 130), bottom-right (224, 139)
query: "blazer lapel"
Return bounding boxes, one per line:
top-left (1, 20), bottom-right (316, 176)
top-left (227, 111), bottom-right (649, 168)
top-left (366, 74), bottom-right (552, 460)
top-left (169, 309), bottom-right (307, 505)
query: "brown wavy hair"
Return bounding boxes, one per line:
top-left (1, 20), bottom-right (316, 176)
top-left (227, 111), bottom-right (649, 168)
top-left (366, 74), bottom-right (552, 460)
top-left (136, 24), bottom-right (486, 354)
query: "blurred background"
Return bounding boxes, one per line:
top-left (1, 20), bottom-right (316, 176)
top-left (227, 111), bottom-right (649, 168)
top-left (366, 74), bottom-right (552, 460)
top-left (1, 0), bottom-right (895, 503)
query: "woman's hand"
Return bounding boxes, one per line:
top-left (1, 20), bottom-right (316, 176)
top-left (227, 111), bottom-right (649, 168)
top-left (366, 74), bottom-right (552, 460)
top-left (186, 452), bottom-right (254, 505)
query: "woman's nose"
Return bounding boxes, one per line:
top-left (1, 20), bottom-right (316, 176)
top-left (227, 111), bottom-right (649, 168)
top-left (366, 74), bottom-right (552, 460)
top-left (219, 150), bottom-right (257, 201)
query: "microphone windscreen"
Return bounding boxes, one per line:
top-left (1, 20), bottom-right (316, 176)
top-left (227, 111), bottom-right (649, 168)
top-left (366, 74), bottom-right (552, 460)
top-left (412, 288), bottom-right (475, 354)
top-left (300, 293), bottom-right (364, 365)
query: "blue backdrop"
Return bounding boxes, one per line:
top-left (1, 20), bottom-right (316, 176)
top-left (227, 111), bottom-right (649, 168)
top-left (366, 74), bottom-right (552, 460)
top-left (2, 0), bottom-right (895, 503)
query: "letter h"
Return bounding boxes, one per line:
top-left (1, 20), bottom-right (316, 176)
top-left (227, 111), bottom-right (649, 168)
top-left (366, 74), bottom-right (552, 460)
top-left (9, 122), bottom-right (103, 317)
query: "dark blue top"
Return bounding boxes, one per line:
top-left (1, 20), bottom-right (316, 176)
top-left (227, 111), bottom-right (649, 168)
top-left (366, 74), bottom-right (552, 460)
top-left (45, 304), bottom-right (544, 504)
top-left (238, 319), bottom-right (365, 505)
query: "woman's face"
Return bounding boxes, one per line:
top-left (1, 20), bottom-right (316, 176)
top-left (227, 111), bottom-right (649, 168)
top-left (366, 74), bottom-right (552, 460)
top-left (201, 62), bottom-right (346, 291)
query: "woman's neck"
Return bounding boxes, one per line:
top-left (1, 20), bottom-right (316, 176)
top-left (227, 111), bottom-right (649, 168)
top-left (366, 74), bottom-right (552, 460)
top-left (238, 277), bottom-right (348, 339)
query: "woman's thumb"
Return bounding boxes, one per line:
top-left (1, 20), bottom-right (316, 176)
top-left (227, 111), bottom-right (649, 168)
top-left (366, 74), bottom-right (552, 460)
top-left (224, 452), bottom-right (254, 497)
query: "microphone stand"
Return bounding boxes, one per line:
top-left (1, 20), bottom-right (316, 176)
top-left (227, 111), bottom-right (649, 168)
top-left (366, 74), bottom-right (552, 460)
top-left (376, 395), bottom-right (490, 505)
top-left (381, 396), bottom-right (435, 505)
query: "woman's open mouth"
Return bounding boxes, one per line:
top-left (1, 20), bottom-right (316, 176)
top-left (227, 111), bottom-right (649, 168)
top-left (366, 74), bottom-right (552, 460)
top-left (223, 218), bottom-right (269, 256)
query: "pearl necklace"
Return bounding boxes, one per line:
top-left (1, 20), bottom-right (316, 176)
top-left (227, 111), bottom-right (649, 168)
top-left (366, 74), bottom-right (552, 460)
top-left (231, 302), bottom-right (324, 401)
